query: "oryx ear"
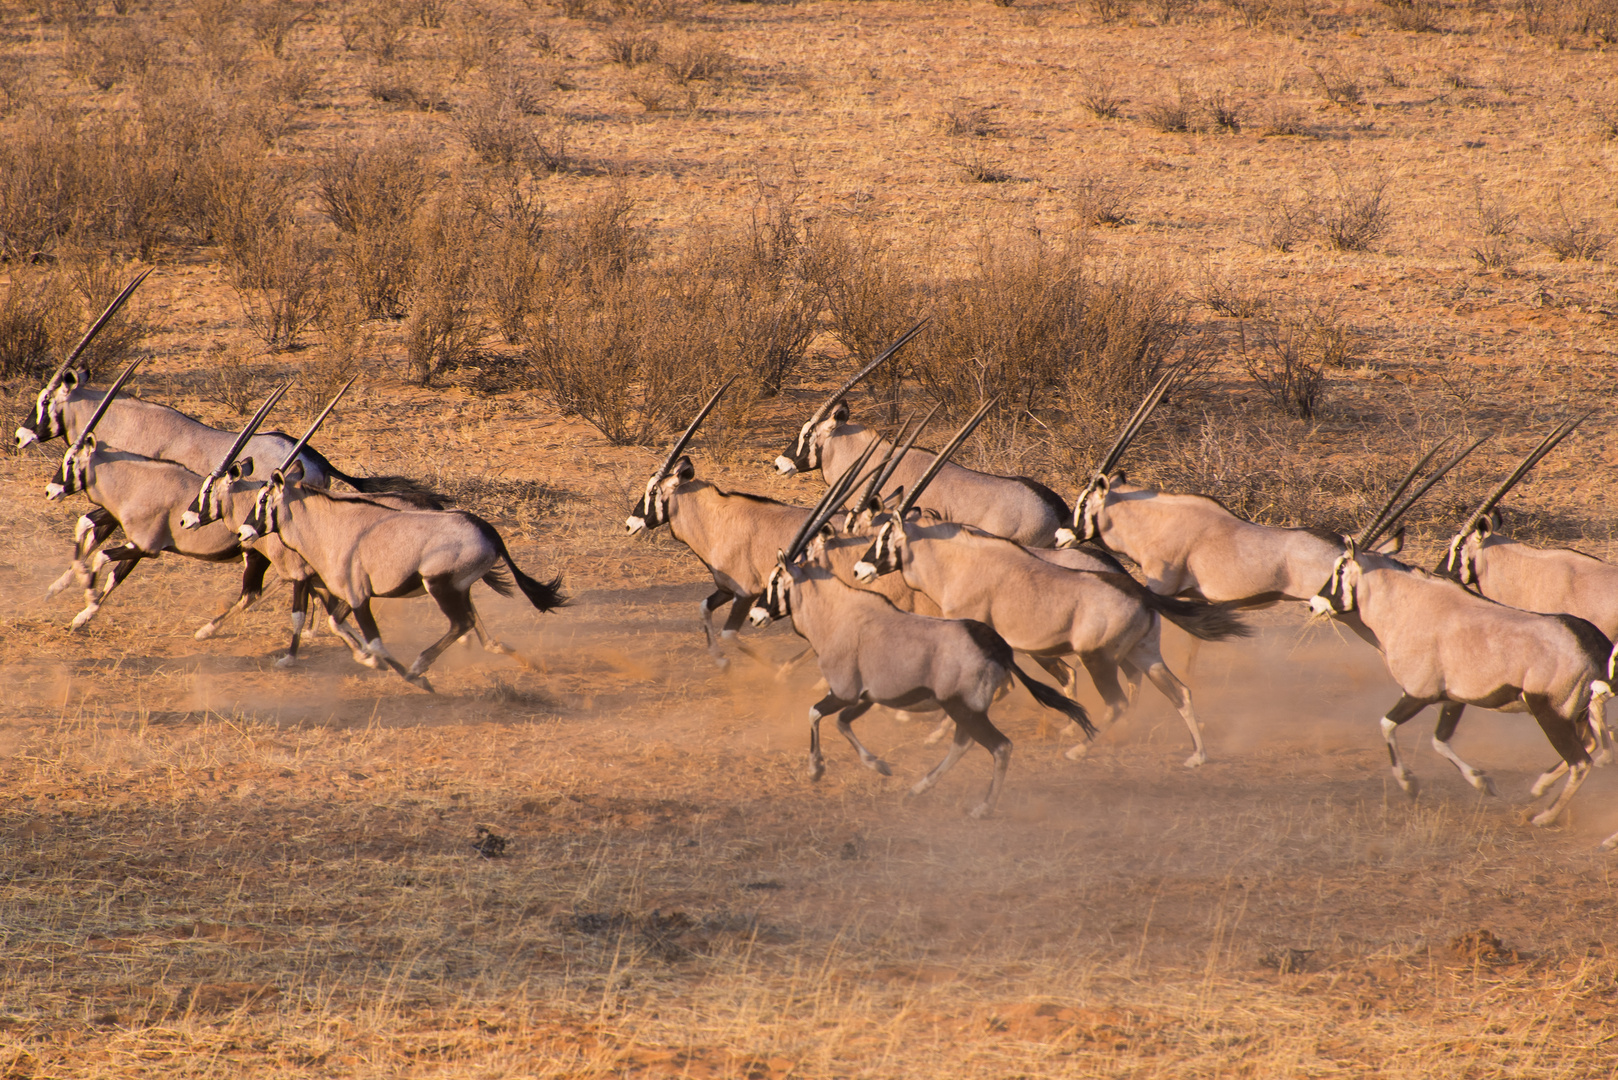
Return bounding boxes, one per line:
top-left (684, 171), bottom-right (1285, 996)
top-left (1343, 536), bottom-right (1358, 558)
top-left (61, 370), bottom-right (80, 390)
top-left (830, 399), bottom-right (849, 424)
top-left (672, 455), bottom-right (695, 484)
top-left (776, 548), bottom-right (788, 567)
top-left (1374, 526), bottom-right (1405, 555)
top-left (284, 460), bottom-right (305, 483)
top-left (1481, 511), bottom-right (1499, 536)
top-left (84, 432), bottom-right (97, 451)
top-left (1108, 469), bottom-right (1126, 486)
top-left (887, 486), bottom-right (905, 508)
top-left (227, 458), bottom-right (251, 481)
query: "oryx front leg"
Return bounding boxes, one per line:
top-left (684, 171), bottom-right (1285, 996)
top-left (807, 693), bottom-right (853, 781)
top-left (197, 550), bottom-right (273, 642)
top-left (831, 700), bottom-right (890, 776)
top-left (407, 577), bottom-right (478, 681)
top-left (70, 544), bottom-right (143, 630)
top-left (1525, 693), bottom-right (1594, 828)
top-left (1064, 654), bottom-right (1131, 761)
top-left (700, 590), bottom-right (734, 669)
top-left (1129, 636), bottom-right (1208, 768)
top-left (1430, 701), bottom-right (1495, 796)
top-left (51, 510), bottom-right (118, 599)
top-left (1377, 694), bottom-right (1433, 798)
top-left (352, 600), bottom-right (432, 692)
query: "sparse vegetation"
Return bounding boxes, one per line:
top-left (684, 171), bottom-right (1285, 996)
top-left (1320, 173), bottom-right (1392, 252)
top-left (1533, 193), bottom-right (1609, 262)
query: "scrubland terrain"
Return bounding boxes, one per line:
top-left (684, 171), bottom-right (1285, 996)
top-left (1, 0), bottom-right (1617, 1075)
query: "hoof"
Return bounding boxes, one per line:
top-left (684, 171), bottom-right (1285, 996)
top-left (194, 624), bottom-right (218, 641)
top-left (1064, 742), bottom-right (1091, 761)
top-left (1530, 808), bottom-right (1561, 828)
top-left (1601, 834), bottom-right (1618, 851)
top-left (69, 610), bottom-right (97, 630)
top-left (808, 760), bottom-right (825, 782)
top-left (967, 802), bottom-right (993, 820)
top-left (1473, 775), bottom-right (1498, 798)
top-left (1183, 751), bottom-right (1207, 769)
top-left (714, 656), bottom-right (731, 672)
top-left (357, 654), bottom-right (383, 670)
top-left (275, 654), bottom-right (297, 669)
top-left (868, 759), bottom-right (893, 777)
top-left (1396, 775), bottom-right (1420, 800)
top-left (1529, 777), bottom-right (1557, 799)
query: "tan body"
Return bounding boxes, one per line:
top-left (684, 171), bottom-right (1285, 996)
top-left (1312, 548), bottom-right (1614, 839)
top-left (860, 520), bottom-right (1250, 767)
top-left (1452, 531), bottom-right (1618, 639)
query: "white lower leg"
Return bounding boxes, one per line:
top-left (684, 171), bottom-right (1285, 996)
top-left (1530, 762), bottom-right (1568, 798)
top-left (1532, 761), bottom-right (1591, 827)
top-left (1432, 735), bottom-right (1495, 795)
top-left (1382, 716), bottom-right (1418, 796)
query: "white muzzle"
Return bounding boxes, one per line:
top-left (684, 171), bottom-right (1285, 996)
top-left (625, 515), bottom-right (645, 536)
top-left (1307, 596), bottom-right (1333, 616)
top-left (1053, 527), bottom-right (1077, 548)
top-left (15, 427), bottom-right (36, 448)
top-left (44, 481), bottom-right (65, 501)
top-left (748, 605), bottom-right (772, 628)
top-left (773, 456), bottom-right (797, 475)
top-left (852, 560), bottom-right (878, 583)
top-left (181, 510), bottom-right (202, 530)
top-left (238, 524), bottom-right (261, 542)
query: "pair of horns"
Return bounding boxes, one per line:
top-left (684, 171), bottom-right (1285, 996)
top-left (843, 404), bottom-right (942, 520)
top-left (802, 318), bottom-right (931, 430)
top-left (783, 438), bottom-right (886, 565)
top-left (650, 375), bottom-right (739, 485)
top-left (272, 376), bottom-right (358, 476)
top-left (39, 268), bottom-right (152, 397)
top-left (1092, 368), bottom-right (1178, 480)
top-left (892, 397), bottom-right (996, 519)
top-left (195, 381), bottom-right (293, 494)
top-left (1357, 434), bottom-right (1489, 549)
top-left (1453, 414), bottom-right (1587, 539)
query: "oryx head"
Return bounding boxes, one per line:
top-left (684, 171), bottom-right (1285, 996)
top-left (749, 553), bottom-right (797, 627)
top-left (627, 377), bottom-right (737, 536)
top-left (1310, 540), bottom-right (1362, 615)
top-left (239, 461), bottom-right (303, 542)
top-left (773, 319), bottom-right (928, 477)
top-left (182, 382), bottom-right (289, 530)
top-left (16, 268), bottom-right (152, 449)
top-left (1057, 372), bottom-right (1176, 549)
top-left (852, 514), bottom-right (909, 582)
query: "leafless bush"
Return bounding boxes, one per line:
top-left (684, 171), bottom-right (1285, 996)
top-left (1522, 0), bottom-right (1618, 43)
top-left (1153, 0), bottom-right (1192, 23)
top-left (349, 3), bottom-right (410, 63)
top-left (939, 102), bottom-right (1000, 138)
top-left (1240, 317), bottom-right (1325, 420)
top-left (663, 37), bottom-right (732, 83)
top-left (365, 63), bottom-right (452, 111)
top-left (315, 144), bottom-right (431, 317)
top-left (948, 144), bottom-right (1014, 183)
top-left (1088, 0), bottom-right (1133, 22)
top-left (1250, 189), bottom-right (1313, 251)
top-left (1320, 174), bottom-right (1391, 252)
top-left (1071, 173), bottom-right (1137, 227)
top-left (1533, 194), bottom-right (1609, 261)
top-left (1143, 84), bottom-right (1197, 133)
top-left (1077, 69), bottom-right (1126, 120)
top-left (64, 18), bottom-right (164, 91)
top-left (246, 0), bottom-right (314, 59)
top-left (625, 74), bottom-right (676, 112)
top-left (603, 30), bottom-right (661, 66)
top-left (1255, 99), bottom-right (1311, 137)
top-left (186, 0), bottom-right (251, 78)
top-left (1310, 60), bottom-right (1364, 108)
top-left (178, 139), bottom-right (299, 263)
top-left (228, 224), bottom-right (329, 351)
top-left (1468, 181), bottom-right (1519, 270)
top-left (406, 198), bottom-right (485, 386)
top-left (1223, 0), bottom-right (1273, 27)
top-left (1196, 264), bottom-right (1269, 318)
top-left (0, 270), bottom-right (76, 380)
top-left (1203, 89), bottom-right (1243, 133)
top-left (1377, 0), bottom-right (1441, 31)
top-left (608, 0), bottom-right (690, 19)
top-left (801, 223), bottom-right (924, 415)
top-left (203, 341), bottom-right (263, 415)
top-left (459, 94), bottom-right (542, 166)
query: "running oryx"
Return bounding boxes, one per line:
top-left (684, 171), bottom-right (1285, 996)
top-left (1058, 373), bottom-right (1405, 605)
top-left (237, 390), bottom-right (565, 692)
top-left (774, 324), bottom-right (1069, 547)
top-left (1435, 417), bottom-right (1616, 763)
top-left (1308, 442), bottom-right (1617, 845)
top-left (748, 442), bottom-right (1095, 818)
top-left (16, 270), bottom-right (415, 495)
top-left (852, 402), bottom-right (1251, 767)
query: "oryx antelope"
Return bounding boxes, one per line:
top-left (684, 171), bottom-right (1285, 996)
top-left (1308, 444), bottom-right (1618, 845)
top-left (1059, 374), bottom-right (1405, 605)
top-left (774, 323), bottom-right (1070, 547)
top-left (16, 270), bottom-right (416, 496)
top-left (747, 446), bottom-right (1095, 818)
top-left (852, 402), bottom-right (1251, 766)
top-left (237, 392), bottom-right (565, 692)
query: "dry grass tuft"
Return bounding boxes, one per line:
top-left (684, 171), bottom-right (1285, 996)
top-left (1320, 173), bottom-right (1392, 252)
top-left (1533, 193), bottom-right (1609, 262)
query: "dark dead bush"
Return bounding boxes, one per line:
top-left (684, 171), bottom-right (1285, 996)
top-left (246, 0), bottom-right (314, 59)
top-left (1239, 317), bottom-right (1326, 420)
top-left (1310, 60), bottom-right (1364, 108)
top-left (406, 197), bottom-right (485, 385)
top-left (603, 30), bottom-right (661, 67)
top-left (1250, 189), bottom-right (1313, 251)
top-left (663, 37), bottom-right (732, 83)
top-left (228, 223), bottom-right (329, 351)
top-left (1533, 193), bottom-right (1609, 261)
top-left (1077, 69), bottom-right (1126, 120)
top-left (1071, 173), bottom-right (1137, 228)
top-left (0, 262), bottom-right (146, 380)
top-left (1320, 174), bottom-right (1391, 252)
top-left (948, 145), bottom-right (1014, 183)
top-left (1088, 0), bottom-right (1133, 22)
top-left (1468, 181), bottom-right (1519, 271)
top-left (1377, 0), bottom-right (1441, 31)
top-left (1143, 84), bottom-right (1197, 133)
top-left (315, 143), bottom-right (432, 317)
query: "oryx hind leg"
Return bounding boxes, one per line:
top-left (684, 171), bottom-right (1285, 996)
top-left (1127, 635), bottom-right (1208, 769)
top-left (1524, 693), bottom-right (1592, 828)
top-left (51, 509), bottom-right (118, 599)
top-left (464, 601), bottom-right (534, 670)
top-left (276, 579), bottom-right (315, 667)
top-left (1377, 694), bottom-right (1435, 798)
top-left (1430, 701), bottom-right (1495, 796)
top-left (807, 692), bottom-right (856, 781)
top-left (196, 550), bottom-right (273, 641)
top-left (351, 599), bottom-right (431, 692)
top-left (408, 577), bottom-right (479, 680)
top-left (1064, 653), bottom-right (1132, 762)
top-left (1032, 656), bottom-right (1080, 740)
top-left (911, 704), bottom-right (1012, 819)
top-left (700, 590), bottom-right (735, 669)
top-left (71, 544), bottom-right (144, 630)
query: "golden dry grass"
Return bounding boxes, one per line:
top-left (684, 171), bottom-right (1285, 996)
top-left (3, 0), bottom-right (1618, 1075)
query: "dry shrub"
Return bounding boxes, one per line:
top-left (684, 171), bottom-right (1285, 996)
top-left (1077, 68), bottom-right (1126, 120)
top-left (365, 63), bottom-right (453, 111)
top-left (1143, 84), bottom-right (1197, 133)
top-left (1468, 181), bottom-right (1519, 271)
top-left (315, 143), bottom-right (432, 318)
top-left (948, 144), bottom-right (1014, 183)
top-left (180, 139), bottom-right (300, 263)
top-left (347, 3), bottom-right (410, 63)
top-left (1320, 174), bottom-right (1391, 252)
top-left (801, 223), bottom-right (924, 417)
top-left (1153, 0), bottom-right (1192, 22)
top-left (0, 262), bottom-right (146, 380)
top-left (662, 36), bottom-right (732, 83)
top-left (202, 340), bottom-right (263, 415)
top-left (603, 30), bottom-right (661, 66)
top-left (406, 197), bottom-right (486, 386)
top-left (1223, 0), bottom-right (1274, 27)
top-left (481, 176), bottom-right (552, 345)
top-left (625, 73), bottom-right (677, 112)
top-left (1203, 88), bottom-right (1243, 133)
top-left (228, 223), bottom-right (328, 351)
top-left (63, 18), bottom-right (164, 91)
top-left (939, 102), bottom-right (1000, 138)
top-left (1377, 0), bottom-right (1441, 31)
top-left (1250, 189), bottom-right (1313, 251)
top-left (1522, 0), bottom-right (1618, 43)
top-left (457, 92), bottom-right (565, 169)
top-left (185, 0), bottom-right (251, 78)
top-left (1254, 99), bottom-right (1311, 137)
top-left (1533, 193), bottom-right (1609, 261)
top-left (246, 0), bottom-right (314, 59)
top-left (1196, 264), bottom-right (1269, 318)
top-left (1071, 172), bottom-right (1137, 227)
top-left (1088, 0), bottom-right (1133, 23)
top-left (1239, 316), bottom-right (1326, 419)
top-left (303, 292), bottom-right (368, 412)
top-left (1310, 60), bottom-right (1364, 108)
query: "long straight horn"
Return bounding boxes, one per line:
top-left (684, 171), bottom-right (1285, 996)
top-left (208, 382), bottom-right (292, 479)
top-left (785, 439), bottom-right (883, 563)
top-left (804, 317), bottom-right (930, 428)
top-left (1354, 436), bottom-right (1453, 548)
top-left (895, 397), bottom-right (996, 518)
top-left (1456, 415), bottom-right (1586, 538)
top-left (656, 375), bottom-right (737, 482)
top-left (275, 375), bottom-right (357, 473)
top-left (1365, 435), bottom-right (1489, 548)
top-left (1095, 368), bottom-right (1176, 478)
top-left (850, 404), bottom-right (942, 516)
top-left (64, 354), bottom-right (147, 454)
top-left (42, 267), bottom-right (153, 393)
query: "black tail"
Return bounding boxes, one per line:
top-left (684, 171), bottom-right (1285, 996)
top-left (1012, 662), bottom-right (1097, 739)
top-left (300, 447), bottom-right (448, 506)
top-left (1144, 592), bottom-right (1251, 642)
top-left (465, 513), bottom-right (566, 612)
top-left (481, 566), bottom-right (515, 597)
